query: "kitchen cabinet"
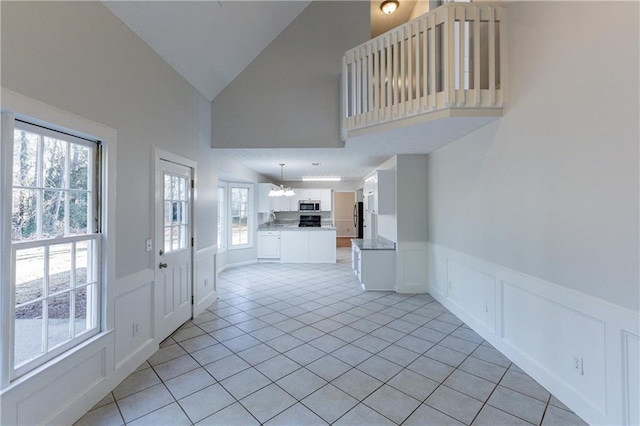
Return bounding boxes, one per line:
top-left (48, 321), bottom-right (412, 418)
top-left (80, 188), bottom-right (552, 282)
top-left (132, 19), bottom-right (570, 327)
top-left (280, 231), bottom-right (310, 263)
top-left (272, 195), bottom-right (293, 212)
top-left (363, 170), bottom-right (395, 215)
top-left (258, 183), bottom-right (279, 213)
top-left (308, 229), bottom-right (337, 263)
top-left (351, 240), bottom-right (396, 290)
top-left (258, 230), bottom-right (280, 259)
top-left (289, 188), bottom-right (332, 212)
top-left (318, 189), bottom-right (332, 211)
top-left (280, 229), bottom-right (336, 263)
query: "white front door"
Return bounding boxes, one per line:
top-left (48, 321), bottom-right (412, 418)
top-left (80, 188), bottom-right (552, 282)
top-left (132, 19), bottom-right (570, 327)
top-left (155, 159), bottom-right (193, 341)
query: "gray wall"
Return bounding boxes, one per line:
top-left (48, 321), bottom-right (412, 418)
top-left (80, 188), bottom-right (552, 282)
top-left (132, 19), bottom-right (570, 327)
top-left (426, 1), bottom-right (639, 311)
top-left (211, 1), bottom-right (370, 149)
top-left (1, 1), bottom-right (218, 280)
top-left (397, 155), bottom-right (428, 243)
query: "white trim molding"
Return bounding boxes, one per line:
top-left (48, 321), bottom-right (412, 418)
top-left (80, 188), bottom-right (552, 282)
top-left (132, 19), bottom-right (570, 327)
top-left (428, 242), bottom-right (640, 426)
top-left (194, 245), bottom-right (218, 318)
top-left (396, 242), bottom-right (428, 294)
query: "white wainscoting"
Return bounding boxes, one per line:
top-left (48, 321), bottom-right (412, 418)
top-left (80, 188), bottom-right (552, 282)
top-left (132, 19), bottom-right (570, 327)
top-left (114, 269), bottom-right (155, 367)
top-left (195, 245), bottom-right (218, 317)
top-left (428, 243), bottom-right (640, 426)
top-left (0, 269), bottom-right (159, 426)
top-left (396, 242), bottom-right (428, 294)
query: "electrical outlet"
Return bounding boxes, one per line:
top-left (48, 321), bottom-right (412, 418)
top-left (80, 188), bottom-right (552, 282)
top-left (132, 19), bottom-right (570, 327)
top-left (132, 323), bottom-right (139, 337)
top-left (573, 357), bottom-right (584, 375)
top-left (145, 239), bottom-right (153, 252)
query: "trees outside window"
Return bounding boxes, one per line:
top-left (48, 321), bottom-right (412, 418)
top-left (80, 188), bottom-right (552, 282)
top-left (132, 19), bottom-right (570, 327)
top-left (9, 122), bottom-right (100, 378)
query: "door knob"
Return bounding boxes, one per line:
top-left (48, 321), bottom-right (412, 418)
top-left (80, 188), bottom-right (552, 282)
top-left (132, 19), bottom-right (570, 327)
top-left (159, 262), bottom-right (168, 269)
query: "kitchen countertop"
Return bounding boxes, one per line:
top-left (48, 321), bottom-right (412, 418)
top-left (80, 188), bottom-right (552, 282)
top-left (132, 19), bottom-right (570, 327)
top-left (351, 237), bottom-right (396, 250)
top-left (258, 225), bottom-right (336, 231)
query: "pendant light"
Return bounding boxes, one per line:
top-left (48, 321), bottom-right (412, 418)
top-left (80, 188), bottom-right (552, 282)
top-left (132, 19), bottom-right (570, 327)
top-left (269, 164), bottom-right (295, 197)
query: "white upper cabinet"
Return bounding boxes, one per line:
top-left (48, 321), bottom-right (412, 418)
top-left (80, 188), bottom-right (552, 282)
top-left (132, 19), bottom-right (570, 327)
top-left (272, 195), bottom-right (293, 212)
top-left (258, 183), bottom-right (278, 213)
top-left (288, 188), bottom-right (333, 211)
top-left (318, 189), bottom-right (332, 211)
top-left (364, 170), bottom-right (395, 215)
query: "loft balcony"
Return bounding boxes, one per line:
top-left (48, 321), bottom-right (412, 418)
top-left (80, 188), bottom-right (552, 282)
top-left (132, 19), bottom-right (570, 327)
top-left (342, 2), bottom-right (506, 143)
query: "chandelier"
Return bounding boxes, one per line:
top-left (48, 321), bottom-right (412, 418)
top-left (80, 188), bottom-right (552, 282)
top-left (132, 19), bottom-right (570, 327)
top-left (268, 163), bottom-right (295, 197)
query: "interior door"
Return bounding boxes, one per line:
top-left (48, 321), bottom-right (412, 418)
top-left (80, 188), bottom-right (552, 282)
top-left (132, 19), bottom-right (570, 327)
top-left (155, 159), bottom-right (193, 342)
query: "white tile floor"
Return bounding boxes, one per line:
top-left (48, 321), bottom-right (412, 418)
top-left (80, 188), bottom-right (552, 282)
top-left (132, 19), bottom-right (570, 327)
top-left (76, 248), bottom-right (588, 425)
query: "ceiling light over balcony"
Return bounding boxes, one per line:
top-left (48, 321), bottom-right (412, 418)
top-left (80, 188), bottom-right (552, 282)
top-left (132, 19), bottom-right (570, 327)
top-left (380, 0), bottom-right (399, 15)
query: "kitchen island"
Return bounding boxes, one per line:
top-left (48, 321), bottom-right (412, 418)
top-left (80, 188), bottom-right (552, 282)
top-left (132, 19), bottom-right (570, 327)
top-left (258, 225), bottom-right (337, 263)
top-left (351, 237), bottom-right (396, 291)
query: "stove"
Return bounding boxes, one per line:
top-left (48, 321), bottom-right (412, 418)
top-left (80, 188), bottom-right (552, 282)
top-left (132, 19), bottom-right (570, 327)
top-left (299, 215), bottom-right (322, 227)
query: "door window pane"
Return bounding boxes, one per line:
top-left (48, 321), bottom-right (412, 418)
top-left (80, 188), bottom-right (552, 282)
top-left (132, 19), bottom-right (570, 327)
top-left (163, 172), bottom-right (189, 254)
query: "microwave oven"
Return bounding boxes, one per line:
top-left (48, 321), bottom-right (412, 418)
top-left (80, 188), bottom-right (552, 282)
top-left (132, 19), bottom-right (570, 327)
top-left (299, 201), bottom-right (321, 212)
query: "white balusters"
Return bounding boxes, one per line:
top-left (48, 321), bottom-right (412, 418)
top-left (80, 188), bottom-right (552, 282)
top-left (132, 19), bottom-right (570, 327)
top-left (342, 3), bottom-right (504, 137)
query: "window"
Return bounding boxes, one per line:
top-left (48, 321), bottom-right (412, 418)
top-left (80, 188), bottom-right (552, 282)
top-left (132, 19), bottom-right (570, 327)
top-left (217, 182), bottom-right (253, 250)
top-left (163, 173), bottom-right (189, 253)
top-left (217, 185), bottom-right (226, 251)
top-left (8, 121), bottom-right (101, 378)
top-left (230, 184), bottom-right (251, 247)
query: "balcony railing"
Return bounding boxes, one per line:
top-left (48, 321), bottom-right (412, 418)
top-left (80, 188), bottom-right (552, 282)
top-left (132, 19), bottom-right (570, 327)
top-left (342, 2), bottom-right (506, 139)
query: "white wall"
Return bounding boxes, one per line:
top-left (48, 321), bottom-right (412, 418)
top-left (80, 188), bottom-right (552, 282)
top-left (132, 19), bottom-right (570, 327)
top-left (426, 2), bottom-right (639, 424)
top-left (1, 1), bottom-right (217, 277)
top-left (211, 1), bottom-right (370, 149)
top-left (427, 1), bottom-right (639, 312)
top-left (0, 2), bottom-right (226, 424)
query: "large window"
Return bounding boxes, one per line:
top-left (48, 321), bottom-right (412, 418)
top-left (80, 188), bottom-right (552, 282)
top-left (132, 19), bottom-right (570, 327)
top-left (230, 185), bottom-right (251, 247)
top-left (217, 185), bottom-right (226, 251)
top-left (217, 182), bottom-right (253, 250)
top-left (9, 121), bottom-right (101, 378)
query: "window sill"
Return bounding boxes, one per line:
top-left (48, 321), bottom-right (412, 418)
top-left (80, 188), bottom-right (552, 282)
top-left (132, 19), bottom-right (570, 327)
top-left (2, 329), bottom-right (114, 392)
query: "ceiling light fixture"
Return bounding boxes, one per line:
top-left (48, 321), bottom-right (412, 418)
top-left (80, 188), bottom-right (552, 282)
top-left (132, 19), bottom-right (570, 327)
top-left (380, 0), bottom-right (399, 14)
top-left (302, 177), bottom-right (341, 182)
top-left (269, 163), bottom-right (295, 197)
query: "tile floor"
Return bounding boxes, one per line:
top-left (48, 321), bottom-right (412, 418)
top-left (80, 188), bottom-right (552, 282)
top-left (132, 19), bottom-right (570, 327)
top-left (76, 248), bottom-right (588, 425)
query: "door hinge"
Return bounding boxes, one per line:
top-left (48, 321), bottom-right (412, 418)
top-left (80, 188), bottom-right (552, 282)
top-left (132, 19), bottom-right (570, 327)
top-left (191, 179), bottom-right (194, 189)
top-left (191, 295), bottom-right (194, 304)
top-left (191, 237), bottom-right (194, 247)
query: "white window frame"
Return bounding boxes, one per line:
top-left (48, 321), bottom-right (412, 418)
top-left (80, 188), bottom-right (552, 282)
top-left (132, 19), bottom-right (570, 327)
top-left (217, 184), bottom-right (226, 253)
top-left (221, 182), bottom-right (254, 250)
top-left (0, 88), bottom-right (116, 387)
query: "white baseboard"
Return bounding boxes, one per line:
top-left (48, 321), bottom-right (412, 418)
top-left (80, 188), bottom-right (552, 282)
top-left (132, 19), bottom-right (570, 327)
top-left (217, 259), bottom-right (257, 275)
top-left (56, 338), bottom-right (157, 426)
top-left (428, 243), bottom-right (639, 426)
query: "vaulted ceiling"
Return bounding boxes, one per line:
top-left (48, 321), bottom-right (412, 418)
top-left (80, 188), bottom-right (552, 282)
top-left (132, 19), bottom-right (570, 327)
top-left (103, 1), bottom-right (481, 183)
top-left (104, 1), bottom-right (311, 101)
